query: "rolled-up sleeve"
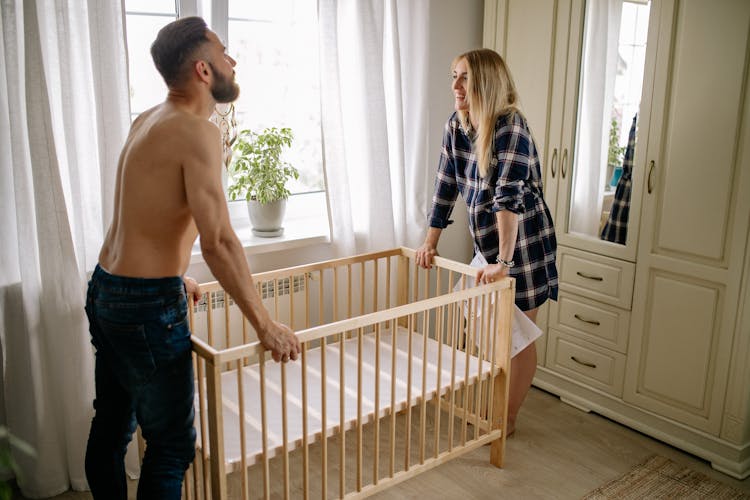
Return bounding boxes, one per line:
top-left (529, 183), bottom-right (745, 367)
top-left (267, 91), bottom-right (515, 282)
top-left (428, 124), bottom-right (459, 228)
top-left (491, 115), bottom-right (530, 214)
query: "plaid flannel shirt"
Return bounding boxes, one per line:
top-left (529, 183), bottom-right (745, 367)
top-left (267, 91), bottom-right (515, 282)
top-left (428, 112), bottom-right (558, 310)
top-left (601, 114), bottom-right (637, 244)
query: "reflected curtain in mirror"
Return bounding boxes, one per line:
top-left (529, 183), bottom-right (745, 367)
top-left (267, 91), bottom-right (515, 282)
top-left (569, 0), bottom-right (623, 236)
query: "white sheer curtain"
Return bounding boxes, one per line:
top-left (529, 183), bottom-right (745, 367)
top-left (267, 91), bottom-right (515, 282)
top-left (569, 0), bottom-right (622, 236)
top-left (318, 0), bottom-right (432, 255)
top-left (0, 0), bottom-right (129, 496)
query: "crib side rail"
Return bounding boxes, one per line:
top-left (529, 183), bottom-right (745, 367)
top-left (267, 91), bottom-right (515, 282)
top-left (197, 279), bottom-right (512, 366)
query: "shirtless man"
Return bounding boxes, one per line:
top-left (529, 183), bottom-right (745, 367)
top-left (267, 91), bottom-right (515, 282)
top-left (83, 17), bottom-right (300, 499)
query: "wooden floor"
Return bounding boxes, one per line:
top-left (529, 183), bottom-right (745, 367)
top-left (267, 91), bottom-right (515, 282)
top-left (14, 387), bottom-right (750, 499)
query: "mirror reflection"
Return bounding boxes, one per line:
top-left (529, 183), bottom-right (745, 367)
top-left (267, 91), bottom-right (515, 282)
top-left (569, 0), bottom-right (651, 245)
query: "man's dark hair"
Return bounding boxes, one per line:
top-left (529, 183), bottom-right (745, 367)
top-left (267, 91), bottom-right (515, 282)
top-left (150, 16), bottom-right (209, 87)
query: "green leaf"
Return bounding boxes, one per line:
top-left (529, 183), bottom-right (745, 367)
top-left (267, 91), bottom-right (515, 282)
top-left (227, 126), bottom-right (299, 203)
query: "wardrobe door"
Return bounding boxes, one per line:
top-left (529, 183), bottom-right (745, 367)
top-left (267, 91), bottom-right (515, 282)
top-left (483, 0), bottom-right (573, 362)
top-left (553, 0), bottom-right (652, 262)
top-left (624, 0), bottom-right (750, 434)
top-left (484, 0), bottom-right (570, 204)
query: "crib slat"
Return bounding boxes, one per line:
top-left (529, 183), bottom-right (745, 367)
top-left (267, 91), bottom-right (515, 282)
top-left (205, 359), bottom-right (227, 499)
top-left (486, 290), bottom-right (498, 440)
top-left (207, 291), bottom-right (214, 347)
top-left (320, 336), bottom-right (328, 500)
top-left (419, 307), bottom-right (429, 464)
top-left (474, 292), bottom-right (487, 441)
top-left (386, 257), bottom-right (391, 309)
top-left (389, 318), bottom-right (397, 478)
top-left (373, 321), bottom-right (381, 485)
top-left (259, 352), bottom-right (270, 500)
top-left (448, 298), bottom-right (459, 453)
top-left (319, 271), bottom-right (328, 500)
top-left (357, 326), bottom-right (363, 492)
top-left (196, 355), bottom-right (210, 500)
top-left (360, 261), bottom-right (365, 318)
top-left (339, 324), bottom-right (346, 498)
top-left (301, 343), bottom-right (310, 500)
top-left (462, 296), bottom-right (474, 446)
top-left (347, 263), bottom-right (352, 323)
top-left (434, 271), bottom-right (444, 458)
top-left (404, 314), bottom-right (413, 472)
top-left (224, 293), bottom-right (230, 369)
top-left (373, 259), bottom-right (379, 315)
top-left (281, 361), bottom-right (290, 500)
top-left (235, 359), bottom-right (249, 500)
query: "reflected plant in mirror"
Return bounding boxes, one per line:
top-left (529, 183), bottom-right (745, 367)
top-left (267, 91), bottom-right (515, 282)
top-left (608, 118), bottom-right (626, 187)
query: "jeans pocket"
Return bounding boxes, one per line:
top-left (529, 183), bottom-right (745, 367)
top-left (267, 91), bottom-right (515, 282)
top-left (96, 317), bottom-right (157, 388)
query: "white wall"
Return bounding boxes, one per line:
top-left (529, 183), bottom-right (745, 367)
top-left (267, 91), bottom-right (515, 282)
top-left (187, 0), bottom-right (483, 281)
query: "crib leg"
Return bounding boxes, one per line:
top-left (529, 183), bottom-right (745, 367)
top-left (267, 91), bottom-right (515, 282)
top-left (205, 359), bottom-right (228, 499)
top-left (490, 372), bottom-right (509, 468)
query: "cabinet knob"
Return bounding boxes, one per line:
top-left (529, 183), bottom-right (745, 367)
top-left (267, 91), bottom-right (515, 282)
top-left (561, 148), bottom-right (569, 178)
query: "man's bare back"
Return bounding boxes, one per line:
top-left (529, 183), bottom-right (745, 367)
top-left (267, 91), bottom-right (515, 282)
top-left (99, 104), bottom-right (211, 278)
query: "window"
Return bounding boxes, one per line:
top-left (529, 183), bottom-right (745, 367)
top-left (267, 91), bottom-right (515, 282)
top-left (225, 1), bottom-right (323, 194)
top-left (124, 1), bottom-right (176, 120)
top-left (612, 1), bottom-right (650, 147)
top-left (123, 0), bottom-right (324, 196)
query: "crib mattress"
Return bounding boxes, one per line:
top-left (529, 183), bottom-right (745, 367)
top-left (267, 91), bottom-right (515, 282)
top-left (194, 326), bottom-right (498, 470)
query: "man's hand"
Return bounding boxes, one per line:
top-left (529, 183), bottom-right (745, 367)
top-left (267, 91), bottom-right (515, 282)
top-left (258, 321), bottom-right (301, 363)
top-left (476, 263), bottom-right (509, 284)
top-left (184, 276), bottom-right (202, 304)
top-left (415, 242), bottom-right (438, 269)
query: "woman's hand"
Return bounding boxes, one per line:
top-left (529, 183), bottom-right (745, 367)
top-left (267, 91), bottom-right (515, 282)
top-left (476, 263), bottom-right (509, 284)
top-left (183, 276), bottom-right (202, 304)
top-left (416, 242), bottom-right (439, 269)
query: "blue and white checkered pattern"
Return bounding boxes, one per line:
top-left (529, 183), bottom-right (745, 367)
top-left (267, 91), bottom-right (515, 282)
top-left (429, 112), bottom-right (558, 311)
top-left (601, 114), bottom-right (637, 244)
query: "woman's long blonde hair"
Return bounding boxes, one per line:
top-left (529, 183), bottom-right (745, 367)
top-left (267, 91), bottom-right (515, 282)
top-left (452, 49), bottom-right (520, 178)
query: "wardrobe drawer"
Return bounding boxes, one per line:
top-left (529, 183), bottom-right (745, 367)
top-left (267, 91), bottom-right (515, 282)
top-left (550, 292), bottom-right (630, 354)
top-left (558, 247), bottom-right (635, 309)
top-left (546, 329), bottom-right (626, 397)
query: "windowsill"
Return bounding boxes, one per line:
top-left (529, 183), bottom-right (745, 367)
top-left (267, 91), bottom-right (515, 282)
top-left (190, 191), bottom-right (330, 263)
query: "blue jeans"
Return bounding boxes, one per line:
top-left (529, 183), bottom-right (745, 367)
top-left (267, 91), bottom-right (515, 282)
top-left (84, 265), bottom-right (196, 500)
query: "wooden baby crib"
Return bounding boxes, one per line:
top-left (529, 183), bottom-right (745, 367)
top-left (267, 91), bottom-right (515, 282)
top-left (182, 247), bottom-right (514, 499)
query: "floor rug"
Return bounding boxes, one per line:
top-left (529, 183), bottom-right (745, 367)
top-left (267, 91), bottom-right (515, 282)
top-left (583, 455), bottom-right (750, 499)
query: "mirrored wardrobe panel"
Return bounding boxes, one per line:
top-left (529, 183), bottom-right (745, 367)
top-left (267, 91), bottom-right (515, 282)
top-left (562, 0), bottom-right (652, 254)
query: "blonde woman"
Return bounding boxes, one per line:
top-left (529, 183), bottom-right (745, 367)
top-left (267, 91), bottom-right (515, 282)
top-left (416, 49), bottom-right (558, 435)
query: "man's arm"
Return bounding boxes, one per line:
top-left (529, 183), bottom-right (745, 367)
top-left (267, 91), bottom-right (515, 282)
top-left (182, 120), bottom-right (300, 362)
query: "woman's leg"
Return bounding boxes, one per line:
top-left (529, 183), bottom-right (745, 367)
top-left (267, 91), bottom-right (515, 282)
top-left (507, 307), bottom-right (539, 435)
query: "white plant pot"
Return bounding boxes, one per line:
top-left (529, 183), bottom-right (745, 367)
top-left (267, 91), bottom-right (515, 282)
top-left (247, 198), bottom-right (286, 237)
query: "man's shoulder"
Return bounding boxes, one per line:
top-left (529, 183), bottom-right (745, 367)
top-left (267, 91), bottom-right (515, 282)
top-left (147, 107), bottom-right (220, 150)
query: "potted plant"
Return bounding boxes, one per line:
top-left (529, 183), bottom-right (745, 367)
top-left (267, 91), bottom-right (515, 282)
top-left (227, 127), bottom-right (299, 237)
top-left (607, 118), bottom-right (626, 188)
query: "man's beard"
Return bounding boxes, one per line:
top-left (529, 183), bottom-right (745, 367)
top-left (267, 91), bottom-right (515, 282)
top-left (209, 62), bottom-right (240, 103)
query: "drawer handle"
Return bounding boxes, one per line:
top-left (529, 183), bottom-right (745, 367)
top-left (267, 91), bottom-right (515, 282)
top-left (571, 356), bottom-right (597, 369)
top-left (576, 271), bottom-right (604, 281)
top-left (574, 314), bottom-right (601, 326)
